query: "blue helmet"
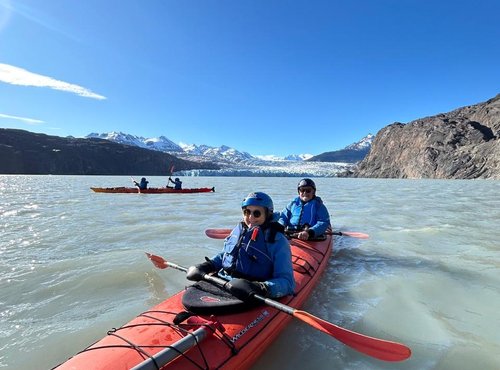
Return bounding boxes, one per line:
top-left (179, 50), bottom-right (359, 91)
top-left (241, 192), bottom-right (274, 214)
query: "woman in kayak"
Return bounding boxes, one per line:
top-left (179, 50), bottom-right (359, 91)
top-left (186, 192), bottom-right (295, 302)
top-left (278, 178), bottom-right (331, 240)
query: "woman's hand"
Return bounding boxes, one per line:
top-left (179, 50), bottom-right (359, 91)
top-left (297, 230), bottom-right (309, 240)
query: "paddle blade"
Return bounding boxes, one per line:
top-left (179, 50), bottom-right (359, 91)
top-left (293, 310), bottom-right (411, 362)
top-left (146, 252), bottom-right (168, 269)
top-left (205, 228), bottom-right (231, 239)
top-left (338, 231), bottom-right (370, 239)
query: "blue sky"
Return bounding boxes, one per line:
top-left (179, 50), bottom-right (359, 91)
top-left (1, 0), bottom-right (499, 157)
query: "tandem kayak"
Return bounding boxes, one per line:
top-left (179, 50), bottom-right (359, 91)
top-left (54, 234), bottom-right (334, 370)
top-left (90, 186), bottom-right (215, 194)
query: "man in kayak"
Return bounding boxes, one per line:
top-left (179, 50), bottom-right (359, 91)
top-left (278, 178), bottom-right (331, 241)
top-left (167, 177), bottom-right (182, 189)
top-left (186, 192), bottom-right (295, 302)
top-left (134, 177), bottom-right (149, 190)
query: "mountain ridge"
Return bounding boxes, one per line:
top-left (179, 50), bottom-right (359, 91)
top-left (308, 134), bottom-right (374, 163)
top-left (0, 129), bottom-right (218, 175)
top-left (0, 128), bottom-right (368, 177)
top-left (352, 94), bottom-right (500, 179)
top-left (6, 90), bottom-right (497, 179)
top-left (86, 131), bottom-right (372, 165)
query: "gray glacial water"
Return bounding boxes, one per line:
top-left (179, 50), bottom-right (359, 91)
top-left (1, 175), bottom-right (499, 369)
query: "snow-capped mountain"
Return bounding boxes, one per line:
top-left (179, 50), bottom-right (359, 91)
top-left (254, 153), bottom-right (313, 161)
top-left (284, 153), bottom-right (314, 161)
top-left (179, 143), bottom-right (254, 162)
top-left (307, 134), bottom-right (373, 163)
top-left (344, 133), bottom-right (374, 150)
top-left (86, 131), bottom-right (371, 176)
top-left (87, 132), bottom-right (183, 152)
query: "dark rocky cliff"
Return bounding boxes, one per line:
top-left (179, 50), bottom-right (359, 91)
top-left (352, 94), bottom-right (500, 179)
top-left (307, 147), bottom-right (370, 163)
top-left (0, 129), bottom-right (219, 175)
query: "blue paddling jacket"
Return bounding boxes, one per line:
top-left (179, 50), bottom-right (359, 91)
top-left (210, 222), bottom-right (295, 298)
top-left (137, 178), bottom-right (148, 190)
top-left (278, 196), bottom-right (331, 238)
top-left (173, 178), bottom-right (182, 190)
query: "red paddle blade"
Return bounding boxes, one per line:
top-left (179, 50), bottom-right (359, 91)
top-left (293, 310), bottom-right (411, 362)
top-left (205, 228), bottom-right (231, 239)
top-left (146, 253), bottom-right (168, 269)
top-left (340, 231), bottom-right (370, 239)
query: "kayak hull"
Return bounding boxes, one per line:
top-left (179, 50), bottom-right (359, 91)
top-left (90, 186), bottom-right (215, 194)
top-left (54, 235), bottom-right (333, 370)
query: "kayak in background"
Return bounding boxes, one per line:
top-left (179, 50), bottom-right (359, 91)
top-left (90, 186), bottom-right (215, 194)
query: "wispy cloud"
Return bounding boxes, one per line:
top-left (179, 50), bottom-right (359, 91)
top-left (0, 63), bottom-right (106, 100)
top-left (1, 0), bottom-right (81, 42)
top-left (0, 113), bottom-right (45, 124)
top-left (0, 1), bottom-right (13, 34)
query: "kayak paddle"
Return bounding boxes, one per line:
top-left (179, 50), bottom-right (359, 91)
top-left (331, 230), bottom-right (369, 239)
top-left (145, 253), bottom-right (411, 362)
top-left (130, 176), bottom-right (141, 193)
top-left (204, 228), bottom-right (232, 239)
top-left (204, 228), bottom-right (369, 240)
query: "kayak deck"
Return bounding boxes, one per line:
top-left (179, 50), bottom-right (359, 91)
top-left (90, 186), bottom-right (215, 194)
top-left (54, 235), bottom-right (333, 370)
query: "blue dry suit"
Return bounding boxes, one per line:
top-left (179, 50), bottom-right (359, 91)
top-left (278, 196), bottom-right (331, 238)
top-left (168, 177), bottom-right (182, 190)
top-left (210, 222), bottom-right (295, 298)
top-left (173, 179), bottom-right (182, 190)
top-left (138, 178), bottom-right (148, 190)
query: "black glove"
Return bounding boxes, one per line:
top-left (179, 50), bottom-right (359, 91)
top-left (227, 278), bottom-right (268, 302)
top-left (186, 259), bottom-right (215, 281)
top-left (269, 222), bottom-right (285, 234)
top-left (306, 228), bottom-right (316, 239)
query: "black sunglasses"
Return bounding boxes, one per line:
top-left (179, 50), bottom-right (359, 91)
top-left (242, 209), bottom-right (263, 218)
top-left (299, 187), bottom-right (313, 194)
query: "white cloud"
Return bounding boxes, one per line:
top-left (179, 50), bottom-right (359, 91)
top-left (0, 63), bottom-right (106, 100)
top-left (0, 113), bottom-right (44, 124)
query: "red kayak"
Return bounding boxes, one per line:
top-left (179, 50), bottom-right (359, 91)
top-left (54, 230), bottom-right (410, 369)
top-left (90, 186), bottom-right (215, 194)
top-left (54, 234), bottom-right (334, 370)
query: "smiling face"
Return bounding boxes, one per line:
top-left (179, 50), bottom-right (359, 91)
top-left (298, 186), bottom-right (315, 202)
top-left (242, 205), bottom-right (266, 227)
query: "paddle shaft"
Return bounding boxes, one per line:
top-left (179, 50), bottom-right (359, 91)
top-left (205, 228), bottom-right (369, 239)
top-left (130, 176), bottom-right (141, 193)
top-left (146, 254), bottom-right (411, 362)
top-left (290, 230), bottom-right (369, 238)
